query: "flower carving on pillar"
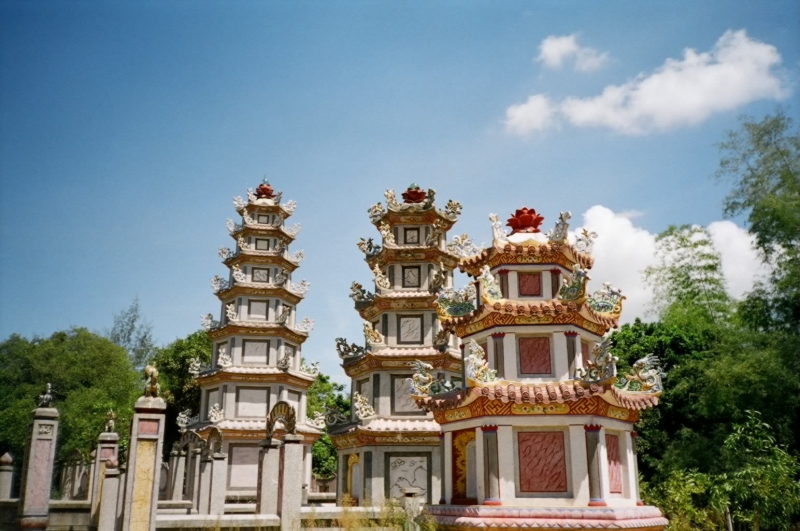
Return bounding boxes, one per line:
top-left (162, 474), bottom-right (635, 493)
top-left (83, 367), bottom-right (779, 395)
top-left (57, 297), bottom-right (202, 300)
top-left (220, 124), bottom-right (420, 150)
top-left (231, 265), bottom-right (246, 283)
top-left (353, 392), bottom-right (376, 420)
top-left (208, 404), bottom-right (224, 423)
top-left (465, 340), bottom-right (497, 384)
top-left (547, 211), bottom-right (572, 243)
top-left (277, 352), bottom-right (292, 372)
top-left (506, 207), bottom-right (545, 235)
top-left (575, 228), bottom-right (599, 253)
top-left (368, 202), bottom-right (385, 222)
top-left (237, 235), bottom-right (250, 251)
top-left (378, 222), bottom-right (396, 246)
top-left (489, 213), bottom-right (509, 242)
top-left (446, 234), bottom-right (482, 258)
top-left (225, 303), bottom-right (238, 321)
top-left (372, 265), bottom-right (391, 291)
top-left (217, 350), bottom-right (233, 367)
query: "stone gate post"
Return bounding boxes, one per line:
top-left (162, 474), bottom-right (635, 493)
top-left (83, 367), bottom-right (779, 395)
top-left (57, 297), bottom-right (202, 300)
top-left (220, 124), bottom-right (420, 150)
top-left (92, 431), bottom-right (120, 522)
top-left (279, 434), bottom-right (304, 531)
top-left (18, 405), bottom-right (59, 531)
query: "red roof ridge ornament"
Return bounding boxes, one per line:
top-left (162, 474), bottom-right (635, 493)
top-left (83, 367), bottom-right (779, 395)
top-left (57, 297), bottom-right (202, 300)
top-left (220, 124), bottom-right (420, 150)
top-left (402, 183), bottom-right (427, 204)
top-left (256, 178), bottom-right (276, 199)
top-left (506, 207), bottom-right (545, 235)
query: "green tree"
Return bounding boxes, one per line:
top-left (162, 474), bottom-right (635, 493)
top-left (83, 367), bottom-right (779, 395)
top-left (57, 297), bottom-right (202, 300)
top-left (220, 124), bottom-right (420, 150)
top-left (306, 372), bottom-right (349, 478)
top-left (0, 329), bottom-right (140, 472)
top-left (150, 330), bottom-right (211, 455)
top-left (107, 297), bottom-right (157, 370)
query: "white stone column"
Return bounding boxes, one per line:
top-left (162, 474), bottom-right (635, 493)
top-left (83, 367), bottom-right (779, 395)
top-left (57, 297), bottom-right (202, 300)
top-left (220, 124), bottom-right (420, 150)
top-left (482, 426), bottom-right (502, 505)
top-left (303, 445), bottom-right (313, 494)
top-left (443, 432), bottom-right (453, 504)
top-left (279, 435), bottom-right (305, 531)
top-left (584, 424), bottom-right (607, 507)
top-left (256, 439), bottom-right (282, 514)
top-left (187, 447), bottom-right (203, 510)
top-left (508, 271), bottom-right (519, 299)
top-left (19, 406), bottom-right (59, 531)
top-left (629, 432), bottom-right (643, 505)
top-left (552, 332), bottom-right (569, 380)
top-left (569, 425), bottom-right (590, 504)
top-left (97, 458), bottom-right (121, 531)
top-left (0, 453), bottom-right (13, 499)
top-left (169, 449), bottom-right (186, 500)
top-left (496, 426), bottom-right (515, 505)
top-left (121, 396), bottom-right (167, 531)
top-left (502, 333), bottom-right (517, 380)
top-left (208, 451), bottom-right (228, 515)
top-left (541, 272), bottom-right (552, 300)
top-left (474, 428), bottom-right (485, 504)
top-left (196, 455), bottom-right (212, 514)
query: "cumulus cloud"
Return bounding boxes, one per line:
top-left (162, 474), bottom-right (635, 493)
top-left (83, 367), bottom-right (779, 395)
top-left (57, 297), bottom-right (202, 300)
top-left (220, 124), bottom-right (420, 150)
top-left (505, 94), bottom-right (558, 135)
top-left (573, 206), bottom-right (765, 322)
top-left (507, 30), bottom-right (789, 136)
top-left (537, 34), bottom-right (609, 72)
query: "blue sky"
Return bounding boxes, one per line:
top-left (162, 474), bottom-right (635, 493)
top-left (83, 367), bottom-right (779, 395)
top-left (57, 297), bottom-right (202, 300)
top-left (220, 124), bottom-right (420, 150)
top-left (1, 1), bottom-right (798, 383)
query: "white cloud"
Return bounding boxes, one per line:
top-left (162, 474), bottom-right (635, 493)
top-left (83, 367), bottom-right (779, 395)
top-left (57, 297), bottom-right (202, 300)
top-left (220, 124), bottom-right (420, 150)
top-left (505, 94), bottom-right (557, 135)
top-left (508, 30), bottom-right (789, 136)
top-left (537, 34), bottom-right (609, 72)
top-left (573, 206), bottom-right (765, 323)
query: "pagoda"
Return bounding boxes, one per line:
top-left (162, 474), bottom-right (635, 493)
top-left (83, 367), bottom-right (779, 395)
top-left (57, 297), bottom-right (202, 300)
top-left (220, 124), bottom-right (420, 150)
top-left (186, 179), bottom-right (322, 500)
top-left (329, 184), bottom-right (470, 506)
top-left (413, 208), bottom-right (668, 529)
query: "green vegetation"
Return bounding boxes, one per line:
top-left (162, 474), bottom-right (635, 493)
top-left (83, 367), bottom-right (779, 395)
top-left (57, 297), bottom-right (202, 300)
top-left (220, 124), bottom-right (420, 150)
top-left (306, 371), bottom-right (350, 478)
top-left (619, 110), bottom-right (800, 530)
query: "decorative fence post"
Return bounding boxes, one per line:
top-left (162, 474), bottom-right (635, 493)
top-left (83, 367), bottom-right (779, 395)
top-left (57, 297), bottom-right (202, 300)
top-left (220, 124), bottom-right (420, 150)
top-left (0, 453), bottom-right (13, 500)
top-left (279, 434), bottom-right (305, 531)
top-left (92, 411), bottom-right (120, 523)
top-left (121, 367), bottom-right (167, 531)
top-left (256, 439), bottom-right (283, 514)
top-left (401, 487), bottom-right (421, 531)
top-left (97, 458), bottom-right (121, 531)
top-left (208, 451), bottom-right (227, 515)
top-left (18, 384), bottom-right (59, 531)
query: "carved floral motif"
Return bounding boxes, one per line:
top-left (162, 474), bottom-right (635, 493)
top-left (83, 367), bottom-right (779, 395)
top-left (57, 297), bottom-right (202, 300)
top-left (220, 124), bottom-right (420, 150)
top-left (446, 234), bottom-right (481, 258)
top-left (507, 207), bottom-right (545, 235)
top-left (575, 228), bottom-right (598, 253)
top-left (547, 211), bottom-right (572, 243)
top-left (231, 265), bottom-right (246, 283)
top-left (208, 403), bottom-right (224, 422)
top-left (373, 265), bottom-right (391, 291)
top-left (217, 350), bottom-right (232, 367)
top-left (363, 321), bottom-right (384, 347)
top-left (368, 202), bottom-right (385, 223)
top-left (465, 340), bottom-right (497, 383)
top-left (477, 265), bottom-right (503, 303)
top-left (225, 303), bottom-right (238, 321)
top-left (378, 222), bottom-right (396, 246)
top-left (353, 392), bottom-right (376, 419)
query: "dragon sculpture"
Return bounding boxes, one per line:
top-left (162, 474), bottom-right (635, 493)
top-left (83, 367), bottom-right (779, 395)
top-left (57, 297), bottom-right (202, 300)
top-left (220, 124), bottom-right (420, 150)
top-left (408, 360), bottom-right (455, 396)
top-left (615, 354), bottom-right (664, 393)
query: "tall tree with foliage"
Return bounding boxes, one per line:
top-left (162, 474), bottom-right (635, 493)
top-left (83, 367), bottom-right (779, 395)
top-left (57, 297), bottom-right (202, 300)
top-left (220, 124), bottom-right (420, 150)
top-left (305, 371), bottom-right (349, 479)
top-left (0, 329), bottom-right (141, 472)
top-left (107, 297), bottom-right (157, 370)
top-left (149, 330), bottom-right (212, 455)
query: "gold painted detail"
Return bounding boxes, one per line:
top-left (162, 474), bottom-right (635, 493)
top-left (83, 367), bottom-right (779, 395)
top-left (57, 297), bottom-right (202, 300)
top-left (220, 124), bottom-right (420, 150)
top-left (453, 430), bottom-right (476, 498)
top-left (444, 408), bottom-right (471, 422)
top-left (606, 406), bottom-right (630, 421)
top-left (511, 403), bottom-right (570, 415)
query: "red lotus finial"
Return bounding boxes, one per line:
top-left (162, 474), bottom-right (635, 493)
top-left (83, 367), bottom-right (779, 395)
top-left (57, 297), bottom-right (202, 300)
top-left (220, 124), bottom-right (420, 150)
top-left (401, 183), bottom-right (427, 204)
top-left (256, 178), bottom-right (275, 199)
top-left (507, 207), bottom-right (545, 235)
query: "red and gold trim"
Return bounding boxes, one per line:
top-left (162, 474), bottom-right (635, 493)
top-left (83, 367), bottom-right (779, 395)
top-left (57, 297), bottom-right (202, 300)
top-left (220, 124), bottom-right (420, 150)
top-left (208, 323), bottom-right (308, 344)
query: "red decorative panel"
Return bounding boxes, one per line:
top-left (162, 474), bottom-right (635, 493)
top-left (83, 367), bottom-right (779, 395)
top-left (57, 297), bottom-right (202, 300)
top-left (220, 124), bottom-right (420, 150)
top-left (518, 273), bottom-right (542, 296)
top-left (517, 431), bottom-right (568, 492)
top-left (606, 434), bottom-right (622, 493)
top-left (138, 419), bottom-right (160, 435)
top-left (519, 337), bottom-right (552, 374)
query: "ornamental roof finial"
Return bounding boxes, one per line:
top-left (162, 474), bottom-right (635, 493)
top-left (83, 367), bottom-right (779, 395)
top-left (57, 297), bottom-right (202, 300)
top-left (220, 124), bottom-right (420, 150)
top-left (402, 183), bottom-right (427, 204)
top-left (256, 179), bottom-right (275, 199)
top-left (506, 207), bottom-right (545, 235)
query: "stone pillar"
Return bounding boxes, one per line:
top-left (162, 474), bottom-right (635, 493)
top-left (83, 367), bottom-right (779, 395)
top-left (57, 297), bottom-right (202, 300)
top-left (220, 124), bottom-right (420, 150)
top-left (19, 407), bottom-right (59, 531)
top-left (121, 396), bottom-right (166, 531)
top-left (401, 487), bottom-right (421, 531)
top-left (279, 435), bottom-right (305, 531)
top-left (549, 268), bottom-right (561, 298)
top-left (97, 459), bottom-right (121, 531)
top-left (481, 425), bottom-right (501, 506)
top-left (442, 432), bottom-right (453, 504)
top-left (92, 432), bottom-right (120, 522)
top-left (630, 432), bottom-right (643, 506)
top-left (187, 448), bottom-right (203, 510)
top-left (584, 424), bottom-right (607, 507)
top-left (169, 448), bottom-right (185, 500)
top-left (565, 332), bottom-right (578, 378)
top-left (0, 453), bottom-right (13, 499)
top-left (209, 452), bottom-right (228, 515)
top-left (256, 439), bottom-right (283, 514)
top-left (116, 461), bottom-right (126, 524)
top-left (196, 455), bottom-right (212, 514)
top-left (437, 433), bottom-right (446, 504)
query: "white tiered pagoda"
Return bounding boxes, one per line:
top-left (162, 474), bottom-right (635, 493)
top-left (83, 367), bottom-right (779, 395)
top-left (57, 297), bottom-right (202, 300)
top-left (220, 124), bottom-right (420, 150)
top-left (329, 184), bottom-right (471, 506)
top-left (414, 207), bottom-right (667, 530)
top-left (189, 179), bottom-right (322, 500)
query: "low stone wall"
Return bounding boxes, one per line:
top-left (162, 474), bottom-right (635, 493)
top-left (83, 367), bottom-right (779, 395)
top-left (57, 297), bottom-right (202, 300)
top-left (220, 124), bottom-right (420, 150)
top-left (47, 500), bottom-right (91, 531)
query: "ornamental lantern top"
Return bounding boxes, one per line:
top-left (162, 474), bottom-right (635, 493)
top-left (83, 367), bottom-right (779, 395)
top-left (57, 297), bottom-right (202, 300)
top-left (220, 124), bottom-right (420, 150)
top-left (402, 183), bottom-right (427, 204)
top-left (506, 207), bottom-right (545, 235)
top-left (256, 179), bottom-right (276, 199)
